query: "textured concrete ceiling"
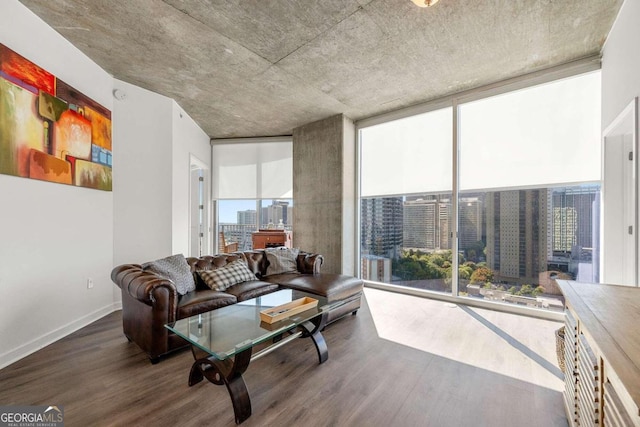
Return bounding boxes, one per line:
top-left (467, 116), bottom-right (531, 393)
top-left (20, 0), bottom-right (622, 138)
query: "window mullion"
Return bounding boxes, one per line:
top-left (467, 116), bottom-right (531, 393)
top-left (452, 102), bottom-right (460, 296)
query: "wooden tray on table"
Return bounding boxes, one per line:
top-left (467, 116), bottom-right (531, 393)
top-left (259, 297), bottom-right (318, 324)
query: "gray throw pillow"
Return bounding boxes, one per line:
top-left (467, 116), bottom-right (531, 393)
top-left (265, 247), bottom-right (300, 276)
top-left (197, 259), bottom-right (257, 291)
top-left (142, 254), bottom-right (195, 296)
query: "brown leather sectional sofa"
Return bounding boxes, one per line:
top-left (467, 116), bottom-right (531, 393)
top-left (111, 250), bottom-right (363, 363)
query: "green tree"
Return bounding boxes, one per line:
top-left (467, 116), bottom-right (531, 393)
top-left (463, 261), bottom-right (477, 270)
top-left (430, 254), bottom-right (446, 268)
top-left (532, 286), bottom-right (545, 297)
top-left (425, 261), bottom-right (445, 279)
top-left (517, 284), bottom-right (534, 296)
top-left (470, 266), bottom-right (494, 284)
top-left (458, 265), bottom-right (473, 281)
top-left (467, 249), bottom-right (477, 261)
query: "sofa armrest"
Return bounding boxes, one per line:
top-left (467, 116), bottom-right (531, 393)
top-left (296, 253), bottom-right (324, 274)
top-left (111, 264), bottom-right (178, 318)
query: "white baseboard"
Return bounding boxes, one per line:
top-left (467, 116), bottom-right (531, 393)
top-left (0, 303), bottom-right (122, 370)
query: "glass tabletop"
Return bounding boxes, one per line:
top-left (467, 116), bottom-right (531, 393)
top-left (166, 289), bottom-right (331, 360)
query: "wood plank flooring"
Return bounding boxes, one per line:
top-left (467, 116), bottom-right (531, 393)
top-left (0, 288), bottom-right (568, 427)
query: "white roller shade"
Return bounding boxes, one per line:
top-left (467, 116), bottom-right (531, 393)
top-left (360, 107), bottom-right (452, 197)
top-left (212, 139), bottom-right (292, 199)
top-left (459, 72), bottom-right (601, 191)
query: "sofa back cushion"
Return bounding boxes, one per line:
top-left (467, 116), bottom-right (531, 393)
top-left (187, 254), bottom-right (244, 289)
top-left (142, 254), bottom-right (195, 295)
top-left (197, 259), bottom-right (258, 291)
top-left (187, 250), bottom-right (306, 281)
top-left (187, 253), bottom-right (243, 271)
top-left (242, 250), bottom-right (270, 277)
top-left (265, 247), bottom-right (300, 276)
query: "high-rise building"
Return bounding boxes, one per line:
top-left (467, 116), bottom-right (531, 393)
top-left (551, 186), bottom-right (600, 254)
top-left (458, 197), bottom-right (483, 250)
top-left (549, 186), bottom-right (600, 281)
top-left (361, 255), bottom-right (392, 282)
top-left (403, 198), bottom-right (436, 250)
top-left (485, 189), bottom-right (548, 284)
top-left (361, 197), bottom-right (403, 259)
top-left (553, 207), bottom-right (577, 252)
top-left (261, 200), bottom-right (291, 227)
top-left (438, 200), bottom-right (452, 250)
top-left (403, 195), bottom-right (453, 251)
top-left (237, 210), bottom-right (257, 225)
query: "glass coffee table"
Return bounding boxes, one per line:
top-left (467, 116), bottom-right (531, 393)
top-left (166, 289), bottom-right (340, 424)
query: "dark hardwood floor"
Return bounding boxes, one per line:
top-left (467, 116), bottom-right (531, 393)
top-left (0, 289), bottom-right (568, 426)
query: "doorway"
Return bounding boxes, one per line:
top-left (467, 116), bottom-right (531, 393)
top-left (190, 155), bottom-right (210, 257)
top-left (602, 98), bottom-right (638, 286)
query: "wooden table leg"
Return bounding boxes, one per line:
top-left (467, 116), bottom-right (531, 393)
top-left (185, 312), bottom-right (330, 423)
top-left (188, 346), bottom-right (253, 424)
top-left (300, 312), bottom-right (329, 364)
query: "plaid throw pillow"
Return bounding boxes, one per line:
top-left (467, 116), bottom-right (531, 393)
top-left (142, 254), bottom-right (195, 296)
top-left (265, 247), bottom-right (300, 276)
top-left (197, 260), bottom-right (257, 291)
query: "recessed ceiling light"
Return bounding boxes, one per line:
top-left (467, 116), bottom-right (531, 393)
top-left (411, 0), bottom-right (440, 7)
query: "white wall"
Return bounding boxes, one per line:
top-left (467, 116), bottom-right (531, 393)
top-left (171, 104), bottom-right (211, 256)
top-left (0, 1), bottom-right (115, 368)
top-left (112, 83), bottom-right (212, 265)
top-left (602, 0), bottom-right (640, 129)
top-left (112, 80), bottom-right (174, 266)
top-left (0, 1), bottom-right (212, 368)
top-left (601, 0), bottom-right (640, 284)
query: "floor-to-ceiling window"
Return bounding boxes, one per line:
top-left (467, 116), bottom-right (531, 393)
top-left (360, 107), bottom-right (452, 293)
top-left (359, 70), bottom-right (601, 313)
top-left (458, 73), bottom-right (601, 311)
top-left (212, 137), bottom-right (293, 253)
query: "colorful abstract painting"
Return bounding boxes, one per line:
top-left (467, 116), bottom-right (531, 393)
top-left (0, 43), bottom-right (112, 191)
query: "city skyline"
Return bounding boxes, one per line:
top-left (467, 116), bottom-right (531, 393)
top-left (219, 199), bottom-right (293, 224)
top-left (359, 185), bottom-right (600, 284)
top-left (218, 186), bottom-right (600, 285)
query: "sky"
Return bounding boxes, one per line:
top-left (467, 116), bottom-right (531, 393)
top-left (218, 200), bottom-right (258, 223)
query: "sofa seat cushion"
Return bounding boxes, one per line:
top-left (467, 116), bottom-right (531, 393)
top-left (265, 273), bottom-right (363, 302)
top-left (225, 280), bottom-right (280, 302)
top-left (177, 290), bottom-right (237, 319)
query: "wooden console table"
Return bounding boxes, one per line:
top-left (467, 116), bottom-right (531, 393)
top-left (558, 280), bottom-right (640, 427)
top-left (251, 230), bottom-right (292, 249)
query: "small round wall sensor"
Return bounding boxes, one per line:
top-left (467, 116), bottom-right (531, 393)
top-left (113, 89), bottom-right (127, 100)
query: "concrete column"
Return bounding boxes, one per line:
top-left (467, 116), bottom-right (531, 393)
top-left (293, 114), bottom-right (356, 275)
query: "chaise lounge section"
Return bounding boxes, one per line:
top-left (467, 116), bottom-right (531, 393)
top-left (111, 250), bottom-right (363, 363)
